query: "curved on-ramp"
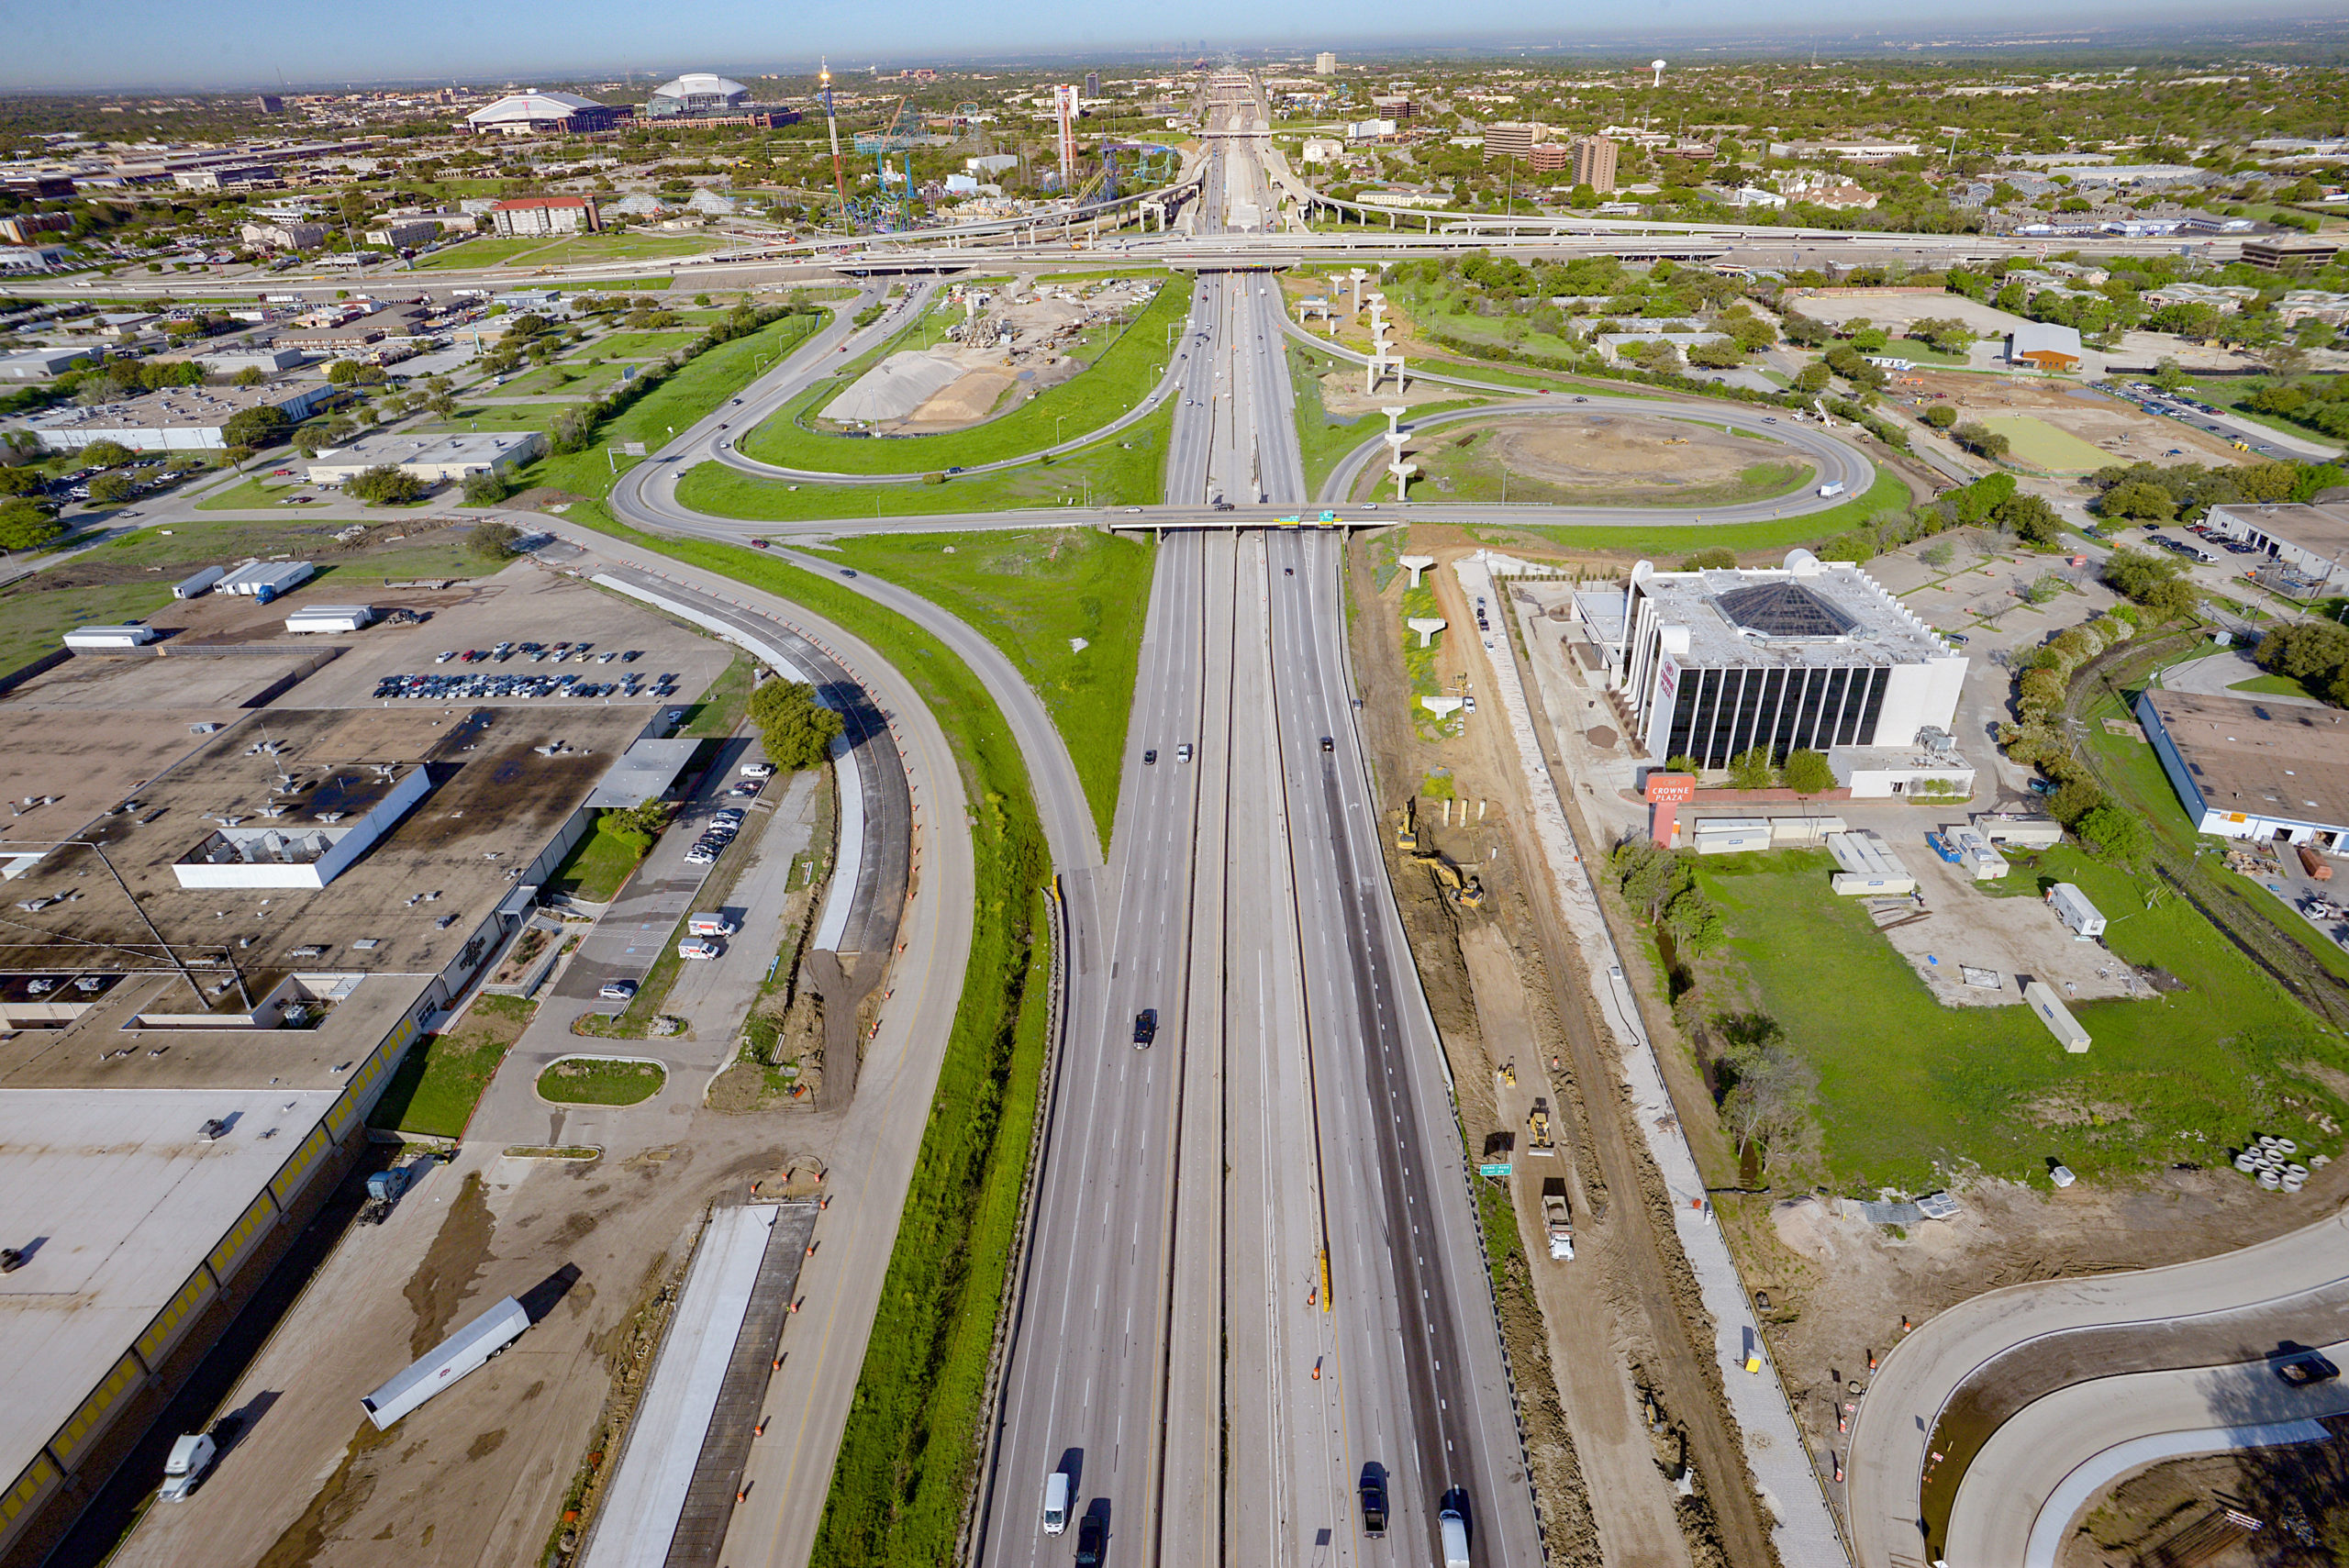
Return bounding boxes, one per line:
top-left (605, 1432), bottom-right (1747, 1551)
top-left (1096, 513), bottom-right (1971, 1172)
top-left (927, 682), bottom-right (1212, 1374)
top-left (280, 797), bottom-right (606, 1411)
top-left (1849, 1207), bottom-right (2349, 1568)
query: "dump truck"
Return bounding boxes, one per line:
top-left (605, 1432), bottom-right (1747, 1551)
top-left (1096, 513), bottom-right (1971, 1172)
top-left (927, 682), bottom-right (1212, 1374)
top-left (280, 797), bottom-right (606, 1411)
top-left (1541, 1176), bottom-right (1574, 1261)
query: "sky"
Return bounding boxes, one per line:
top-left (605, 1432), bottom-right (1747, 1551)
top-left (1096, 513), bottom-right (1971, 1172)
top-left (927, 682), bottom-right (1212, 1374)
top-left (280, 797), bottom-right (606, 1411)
top-left (5, 0), bottom-right (2340, 93)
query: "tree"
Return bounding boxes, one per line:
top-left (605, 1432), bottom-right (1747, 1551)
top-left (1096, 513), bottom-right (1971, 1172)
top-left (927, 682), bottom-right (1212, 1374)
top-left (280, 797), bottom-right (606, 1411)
top-left (1687, 337), bottom-right (1744, 370)
top-left (1729, 746), bottom-right (1776, 792)
top-left (230, 366), bottom-right (265, 388)
top-left (550, 405), bottom-right (594, 454)
top-left (1793, 361), bottom-right (1831, 395)
top-left (1678, 548), bottom-right (1737, 571)
top-left (0, 466), bottom-right (44, 497)
top-left (1781, 749), bottom-right (1835, 795)
top-left (467, 517), bottom-right (522, 558)
top-left (346, 464), bottom-right (426, 505)
top-left (1922, 404), bottom-right (1958, 429)
top-left (462, 472), bottom-right (510, 507)
top-left (2099, 481), bottom-right (2175, 520)
top-left (2073, 803), bottom-right (2148, 866)
top-left (220, 405), bottom-right (291, 449)
top-left (1921, 540), bottom-right (1954, 568)
top-left (87, 473), bottom-right (135, 506)
top-left (2152, 357), bottom-right (2188, 395)
top-left (748, 678), bottom-right (845, 771)
top-left (0, 498), bottom-right (62, 552)
top-left (79, 439), bottom-right (133, 469)
top-left (1998, 493), bottom-right (2064, 550)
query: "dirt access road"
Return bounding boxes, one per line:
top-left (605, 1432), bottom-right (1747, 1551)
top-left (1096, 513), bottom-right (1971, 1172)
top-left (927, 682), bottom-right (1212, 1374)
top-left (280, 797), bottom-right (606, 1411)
top-left (1344, 535), bottom-right (1776, 1568)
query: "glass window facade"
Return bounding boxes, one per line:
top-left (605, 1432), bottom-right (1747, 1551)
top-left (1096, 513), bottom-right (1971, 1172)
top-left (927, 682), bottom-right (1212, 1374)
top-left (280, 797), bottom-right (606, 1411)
top-left (1662, 663), bottom-right (1889, 768)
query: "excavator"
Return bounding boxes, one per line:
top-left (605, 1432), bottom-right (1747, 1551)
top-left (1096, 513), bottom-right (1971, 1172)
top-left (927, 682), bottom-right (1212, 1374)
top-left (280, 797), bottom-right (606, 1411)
top-left (1395, 798), bottom-right (1488, 909)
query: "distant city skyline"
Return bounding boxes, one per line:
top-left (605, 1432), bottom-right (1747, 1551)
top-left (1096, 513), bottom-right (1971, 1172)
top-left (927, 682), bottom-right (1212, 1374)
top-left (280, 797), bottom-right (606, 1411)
top-left (4, 0), bottom-right (2343, 93)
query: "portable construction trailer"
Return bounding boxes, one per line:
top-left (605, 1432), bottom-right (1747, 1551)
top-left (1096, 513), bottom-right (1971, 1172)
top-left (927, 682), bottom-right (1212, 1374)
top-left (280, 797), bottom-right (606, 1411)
top-left (63, 625), bottom-right (159, 650)
top-left (1827, 829), bottom-right (1918, 895)
top-left (173, 564), bottom-right (226, 599)
top-left (2047, 882), bottom-right (2106, 940)
top-left (1972, 813), bottom-right (2062, 851)
top-left (1693, 816), bottom-right (1771, 854)
top-left (1943, 827), bottom-right (2009, 882)
top-left (1768, 815), bottom-right (1845, 846)
top-left (360, 1296), bottom-right (529, 1429)
top-left (284, 605), bottom-right (377, 633)
top-left (2024, 980), bottom-right (2092, 1052)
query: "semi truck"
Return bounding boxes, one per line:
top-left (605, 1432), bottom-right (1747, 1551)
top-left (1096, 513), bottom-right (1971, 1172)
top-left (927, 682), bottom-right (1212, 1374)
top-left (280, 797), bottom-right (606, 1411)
top-left (361, 1296), bottom-right (529, 1429)
top-left (358, 1162), bottom-right (417, 1226)
top-left (156, 1433), bottom-right (217, 1502)
top-left (1542, 1176), bottom-right (1575, 1261)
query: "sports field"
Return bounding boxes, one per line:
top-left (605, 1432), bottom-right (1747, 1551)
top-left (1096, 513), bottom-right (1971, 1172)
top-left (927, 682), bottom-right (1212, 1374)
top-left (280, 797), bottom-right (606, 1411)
top-left (1981, 413), bottom-right (2113, 475)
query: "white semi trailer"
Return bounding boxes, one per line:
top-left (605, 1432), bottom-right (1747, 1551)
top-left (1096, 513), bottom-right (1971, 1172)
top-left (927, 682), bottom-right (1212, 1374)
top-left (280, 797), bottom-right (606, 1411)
top-left (360, 1296), bottom-right (529, 1429)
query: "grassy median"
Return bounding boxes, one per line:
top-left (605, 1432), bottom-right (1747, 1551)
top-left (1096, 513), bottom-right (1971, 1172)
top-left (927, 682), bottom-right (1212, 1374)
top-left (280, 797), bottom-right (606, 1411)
top-left (820, 528), bottom-right (1155, 851)
top-left (565, 510), bottom-right (1053, 1565)
top-left (1468, 462), bottom-right (1913, 556)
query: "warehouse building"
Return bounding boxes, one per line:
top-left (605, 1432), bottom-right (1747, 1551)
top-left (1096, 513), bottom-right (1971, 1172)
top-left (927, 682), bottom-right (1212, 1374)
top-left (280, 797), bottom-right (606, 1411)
top-left (2006, 320), bottom-right (2084, 371)
top-left (306, 429), bottom-right (544, 485)
top-left (2137, 687), bottom-right (2349, 848)
top-left (463, 90), bottom-right (624, 136)
top-left (1576, 550), bottom-right (1968, 784)
top-left (0, 345), bottom-right (103, 381)
top-left (24, 381), bottom-right (335, 452)
top-left (2201, 500), bottom-right (2349, 595)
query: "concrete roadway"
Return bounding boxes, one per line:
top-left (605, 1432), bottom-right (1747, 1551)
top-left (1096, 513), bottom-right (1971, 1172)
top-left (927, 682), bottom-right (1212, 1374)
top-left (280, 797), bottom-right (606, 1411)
top-left (1848, 1205), bottom-right (2349, 1568)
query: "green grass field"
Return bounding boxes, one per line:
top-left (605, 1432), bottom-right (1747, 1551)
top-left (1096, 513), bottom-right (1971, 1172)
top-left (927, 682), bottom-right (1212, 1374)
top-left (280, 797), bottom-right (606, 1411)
top-left (674, 406), bottom-right (1171, 523)
top-left (588, 330), bottom-right (703, 359)
top-left (519, 233), bottom-right (718, 267)
top-left (0, 581), bottom-right (173, 674)
top-left (195, 474), bottom-right (327, 511)
top-left (1981, 413), bottom-right (2114, 475)
top-left (366, 996), bottom-right (535, 1140)
top-left (1287, 342), bottom-right (1384, 494)
top-left (414, 236), bottom-right (554, 271)
top-left (738, 279), bottom-right (1184, 474)
top-left (2231, 672), bottom-right (2328, 701)
top-left (822, 528), bottom-right (1156, 850)
top-left (425, 401), bottom-right (579, 433)
top-left (536, 1057), bottom-right (666, 1105)
top-left (504, 311), bottom-right (827, 502)
top-left (542, 816), bottom-right (647, 902)
top-left (1701, 845), bottom-right (2349, 1191)
top-left (1469, 462), bottom-right (1912, 557)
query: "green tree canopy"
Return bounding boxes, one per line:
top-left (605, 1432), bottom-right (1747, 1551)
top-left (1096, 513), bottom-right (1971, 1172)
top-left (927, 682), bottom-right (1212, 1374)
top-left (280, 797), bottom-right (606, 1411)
top-left (1781, 749), bottom-right (1836, 795)
top-left (0, 498), bottom-right (63, 552)
top-left (220, 405), bottom-right (291, 449)
top-left (346, 464), bottom-right (426, 505)
top-left (748, 678), bottom-right (845, 772)
top-left (79, 439), bottom-right (133, 469)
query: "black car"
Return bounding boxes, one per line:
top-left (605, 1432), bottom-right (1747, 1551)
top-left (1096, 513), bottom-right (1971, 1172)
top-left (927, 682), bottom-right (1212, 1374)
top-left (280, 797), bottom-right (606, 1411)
top-left (1074, 1513), bottom-right (1106, 1567)
top-left (2277, 1351), bottom-right (2340, 1386)
top-left (1358, 1465), bottom-right (1387, 1535)
top-left (1132, 1008), bottom-right (1157, 1049)
top-left (1143, 749), bottom-right (1158, 765)
top-left (1320, 737), bottom-right (1334, 753)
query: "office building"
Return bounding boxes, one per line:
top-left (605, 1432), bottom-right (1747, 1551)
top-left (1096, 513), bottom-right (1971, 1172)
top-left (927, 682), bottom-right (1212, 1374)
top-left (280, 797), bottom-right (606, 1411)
top-left (1316, 51), bottom-right (1338, 75)
top-left (173, 164), bottom-right (277, 192)
top-left (1529, 143), bottom-right (1573, 173)
top-left (363, 218), bottom-right (440, 250)
top-left (239, 219), bottom-right (328, 250)
top-left (1575, 550), bottom-right (1967, 774)
top-left (488, 195), bottom-right (601, 237)
top-left (2240, 237), bottom-right (2341, 273)
top-left (1085, 72), bottom-right (1101, 98)
top-left (2139, 688), bottom-right (2349, 848)
top-left (0, 213), bottom-right (70, 246)
top-left (1482, 122), bottom-right (1538, 162)
top-left (1573, 134), bottom-right (1619, 193)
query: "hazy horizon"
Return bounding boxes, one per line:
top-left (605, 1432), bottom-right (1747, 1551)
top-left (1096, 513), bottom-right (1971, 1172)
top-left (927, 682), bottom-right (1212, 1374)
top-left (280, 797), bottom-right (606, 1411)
top-left (6, 2), bottom-right (2347, 95)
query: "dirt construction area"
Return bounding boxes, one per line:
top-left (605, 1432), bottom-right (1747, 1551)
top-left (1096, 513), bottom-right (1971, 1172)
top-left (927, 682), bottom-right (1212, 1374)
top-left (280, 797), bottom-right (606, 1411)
top-left (1397, 411), bottom-right (1814, 506)
top-left (1905, 370), bottom-right (2253, 472)
top-left (1866, 836), bottom-right (2150, 1008)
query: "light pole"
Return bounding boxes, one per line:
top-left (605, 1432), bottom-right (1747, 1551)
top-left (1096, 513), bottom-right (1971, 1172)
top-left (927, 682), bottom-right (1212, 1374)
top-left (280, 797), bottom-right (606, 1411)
top-left (1055, 414), bottom-right (1067, 447)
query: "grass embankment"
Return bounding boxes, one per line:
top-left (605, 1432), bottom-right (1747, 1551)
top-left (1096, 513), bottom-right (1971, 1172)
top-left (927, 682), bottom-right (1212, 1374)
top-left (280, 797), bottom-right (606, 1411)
top-left (368, 995), bottom-right (536, 1139)
top-left (1471, 462), bottom-right (1911, 556)
top-left (1397, 579), bottom-right (1448, 741)
top-left (564, 515), bottom-right (1054, 1566)
top-left (421, 400), bottom-right (585, 434)
top-left (739, 278), bottom-right (1183, 474)
top-left (194, 474), bottom-right (326, 510)
top-left (543, 816), bottom-right (650, 902)
top-left (536, 1057), bottom-right (666, 1105)
top-left (822, 529), bottom-right (1153, 851)
top-left (674, 405), bottom-right (1172, 522)
top-left (1409, 420), bottom-right (1813, 507)
top-left (504, 311), bottom-right (829, 501)
top-left (2230, 672), bottom-right (2327, 701)
top-left (680, 651), bottom-right (755, 736)
top-left (1700, 844), bottom-right (2349, 1192)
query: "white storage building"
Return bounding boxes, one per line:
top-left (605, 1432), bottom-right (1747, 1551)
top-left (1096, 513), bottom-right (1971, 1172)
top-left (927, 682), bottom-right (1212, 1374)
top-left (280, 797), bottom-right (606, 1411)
top-left (2023, 980), bottom-right (2092, 1052)
top-left (284, 605), bottom-right (376, 634)
top-left (2047, 883), bottom-right (2106, 940)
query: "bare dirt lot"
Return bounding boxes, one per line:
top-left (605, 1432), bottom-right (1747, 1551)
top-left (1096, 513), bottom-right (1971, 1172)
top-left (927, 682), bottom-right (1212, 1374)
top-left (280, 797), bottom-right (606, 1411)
top-left (1906, 371), bottom-right (2251, 470)
top-left (1402, 412), bottom-right (1814, 507)
top-left (1874, 846), bottom-right (2149, 1008)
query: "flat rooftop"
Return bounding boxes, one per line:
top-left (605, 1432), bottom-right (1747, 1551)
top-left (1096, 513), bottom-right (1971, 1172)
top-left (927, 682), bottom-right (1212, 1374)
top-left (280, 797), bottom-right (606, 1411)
top-left (0, 1085), bottom-right (343, 1491)
top-left (26, 380), bottom-right (327, 434)
top-left (2143, 688), bottom-right (2349, 828)
top-left (310, 430), bottom-right (537, 469)
top-left (2210, 501), bottom-right (2349, 560)
top-left (1626, 555), bottom-right (1955, 671)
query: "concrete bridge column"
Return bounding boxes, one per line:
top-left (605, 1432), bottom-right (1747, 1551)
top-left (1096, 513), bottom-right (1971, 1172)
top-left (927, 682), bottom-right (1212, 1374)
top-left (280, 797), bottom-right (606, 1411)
top-left (1408, 617), bottom-right (1447, 648)
top-left (1398, 554), bottom-right (1436, 587)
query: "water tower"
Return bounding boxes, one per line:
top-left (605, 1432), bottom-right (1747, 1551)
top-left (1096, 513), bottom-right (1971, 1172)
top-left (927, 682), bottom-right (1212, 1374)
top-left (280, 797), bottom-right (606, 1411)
top-left (1651, 59), bottom-right (1666, 89)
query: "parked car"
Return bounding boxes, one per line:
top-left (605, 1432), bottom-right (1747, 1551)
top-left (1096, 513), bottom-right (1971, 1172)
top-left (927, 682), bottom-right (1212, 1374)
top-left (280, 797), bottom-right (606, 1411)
top-left (599, 979), bottom-right (638, 1001)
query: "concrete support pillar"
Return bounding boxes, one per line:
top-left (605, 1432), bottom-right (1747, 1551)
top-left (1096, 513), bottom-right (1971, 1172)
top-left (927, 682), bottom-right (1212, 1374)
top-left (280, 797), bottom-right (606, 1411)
top-left (1408, 617), bottom-right (1448, 648)
top-left (1382, 405), bottom-right (1408, 437)
top-left (1421, 694), bottom-right (1464, 720)
top-left (1398, 554), bottom-right (1436, 587)
top-left (1387, 461), bottom-right (1417, 502)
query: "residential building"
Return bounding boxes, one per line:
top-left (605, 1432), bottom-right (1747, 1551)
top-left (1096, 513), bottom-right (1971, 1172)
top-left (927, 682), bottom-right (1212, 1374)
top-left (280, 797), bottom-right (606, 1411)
top-left (1344, 119), bottom-right (1397, 142)
top-left (1573, 550), bottom-right (1968, 778)
top-left (2137, 688), bottom-right (2349, 848)
top-left (1085, 72), bottom-right (1101, 98)
top-left (306, 430), bottom-right (544, 485)
top-left (239, 220), bottom-right (328, 250)
top-left (1573, 134), bottom-right (1619, 194)
top-left (363, 218), bottom-right (440, 250)
top-left (2140, 281), bottom-right (2260, 315)
top-left (2005, 321), bottom-right (2083, 371)
top-left (464, 91), bottom-right (624, 135)
top-left (1316, 52), bottom-right (1337, 75)
top-left (488, 195), bottom-right (600, 237)
top-left (24, 381), bottom-right (335, 451)
top-left (0, 213), bottom-right (71, 245)
top-left (1300, 137), bottom-right (1343, 164)
top-left (2277, 291), bottom-right (2349, 328)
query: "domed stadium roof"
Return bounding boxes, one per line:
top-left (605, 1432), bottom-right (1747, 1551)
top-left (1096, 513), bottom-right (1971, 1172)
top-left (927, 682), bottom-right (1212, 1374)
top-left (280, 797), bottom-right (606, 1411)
top-left (652, 72), bottom-right (750, 102)
top-left (466, 91), bottom-right (607, 125)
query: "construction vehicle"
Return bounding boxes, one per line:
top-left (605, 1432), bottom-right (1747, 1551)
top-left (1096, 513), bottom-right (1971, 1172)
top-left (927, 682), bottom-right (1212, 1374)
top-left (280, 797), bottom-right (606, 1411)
top-left (1526, 1098), bottom-right (1556, 1155)
top-left (1396, 797), bottom-right (1421, 852)
top-left (1541, 1176), bottom-right (1575, 1261)
top-left (1422, 852), bottom-right (1488, 910)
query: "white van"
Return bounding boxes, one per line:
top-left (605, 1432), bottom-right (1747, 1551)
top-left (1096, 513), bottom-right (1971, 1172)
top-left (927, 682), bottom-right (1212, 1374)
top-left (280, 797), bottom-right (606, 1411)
top-left (677, 936), bottom-right (723, 961)
top-left (740, 762), bottom-right (776, 778)
top-left (686, 913), bottom-right (737, 938)
top-left (1042, 1471), bottom-right (1071, 1535)
top-left (1440, 1507), bottom-right (1470, 1568)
